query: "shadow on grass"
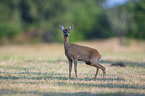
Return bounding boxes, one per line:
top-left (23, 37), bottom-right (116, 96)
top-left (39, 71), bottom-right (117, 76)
top-left (64, 82), bottom-right (145, 89)
top-left (0, 73), bottom-right (144, 90)
top-left (100, 60), bottom-right (145, 67)
top-left (0, 89), bottom-right (144, 96)
top-left (81, 77), bottom-right (125, 82)
top-left (41, 59), bottom-right (145, 67)
top-left (50, 59), bottom-right (145, 67)
top-left (0, 71), bottom-right (125, 81)
top-left (0, 55), bottom-right (144, 67)
top-left (0, 72), bottom-right (68, 80)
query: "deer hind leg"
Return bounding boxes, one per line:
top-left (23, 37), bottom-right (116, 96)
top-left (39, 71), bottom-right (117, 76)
top-left (74, 60), bottom-right (77, 79)
top-left (94, 68), bottom-right (99, 79)
top-left (99, 63), bottom-right (106, 79)
top-left (90, 58), bottom-right (106, 79)
top-left (85, 61), bottom-right (100, 79)
top-left (97, 63), bottom-right (106, 79)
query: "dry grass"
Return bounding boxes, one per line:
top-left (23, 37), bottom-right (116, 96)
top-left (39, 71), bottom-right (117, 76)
top-left (0, 38), bottom-right (145, 96)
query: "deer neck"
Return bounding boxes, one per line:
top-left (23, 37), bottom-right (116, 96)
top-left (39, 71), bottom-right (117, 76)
top-left (64, 37), bottom-right (70, 50)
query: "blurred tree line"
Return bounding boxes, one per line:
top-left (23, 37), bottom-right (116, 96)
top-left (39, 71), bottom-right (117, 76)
top-left (0, 0), bottom-right (144, 44)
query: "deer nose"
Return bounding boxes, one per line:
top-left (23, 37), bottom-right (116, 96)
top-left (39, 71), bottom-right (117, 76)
top-left (64, 34), bottom-right (68, 37)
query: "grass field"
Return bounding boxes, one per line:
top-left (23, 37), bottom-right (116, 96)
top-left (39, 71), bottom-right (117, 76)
top-left (0, 38), bottom-right (145, 96)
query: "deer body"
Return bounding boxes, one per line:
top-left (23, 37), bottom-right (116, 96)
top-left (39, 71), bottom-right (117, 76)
top-left (60, 24), bottom-right (106, 79)
top-left (65, 43), bottom-right (101, 63)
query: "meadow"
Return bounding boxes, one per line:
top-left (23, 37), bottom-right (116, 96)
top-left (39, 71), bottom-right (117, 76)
top-left (0, 38), bottom-right (145, 96)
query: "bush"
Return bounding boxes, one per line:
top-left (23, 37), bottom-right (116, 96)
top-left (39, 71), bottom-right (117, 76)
top-left (0, 22), bottom-right (21, 39)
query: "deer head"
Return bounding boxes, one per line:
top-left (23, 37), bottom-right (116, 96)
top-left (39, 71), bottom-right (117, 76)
top-left (59, 24), bottom-right (74, 38)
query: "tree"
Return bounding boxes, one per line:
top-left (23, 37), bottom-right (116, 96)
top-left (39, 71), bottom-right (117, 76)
top-left (126, 0), bottom-right (145, 39)
top-left (106, 5), bottom-right (134, 45)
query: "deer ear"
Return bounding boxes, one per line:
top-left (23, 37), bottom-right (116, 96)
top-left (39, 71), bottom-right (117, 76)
top-left (69, 24), bottom-right (74, 30)
top-left (59, 25), bottom-right (64, 31)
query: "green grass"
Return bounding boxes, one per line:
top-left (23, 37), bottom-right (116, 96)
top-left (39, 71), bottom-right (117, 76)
top-left (0, 39), bottom-right (145, 96)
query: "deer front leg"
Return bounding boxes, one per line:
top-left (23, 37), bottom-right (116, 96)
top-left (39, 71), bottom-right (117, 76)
top-left (69, 60), bottom-right (72, 79)
top-left (74, 60), bottom-right (77, 79)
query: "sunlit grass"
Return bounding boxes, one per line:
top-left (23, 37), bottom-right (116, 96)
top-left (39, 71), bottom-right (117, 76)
top-left (0, 39), bottom-right (145, 96)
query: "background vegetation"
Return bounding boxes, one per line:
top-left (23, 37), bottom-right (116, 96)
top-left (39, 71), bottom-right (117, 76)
top-left (0, 0), bottom-right (145, 44)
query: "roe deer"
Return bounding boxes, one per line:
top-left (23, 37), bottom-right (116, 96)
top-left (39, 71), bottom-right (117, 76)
top-left (59, 24), bottom-right (106, 80)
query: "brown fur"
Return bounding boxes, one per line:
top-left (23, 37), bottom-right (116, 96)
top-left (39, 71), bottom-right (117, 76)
top-left (60, 24), bottom-right (106, 79)
top-left (65, 43), bottom-right (101, 62)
